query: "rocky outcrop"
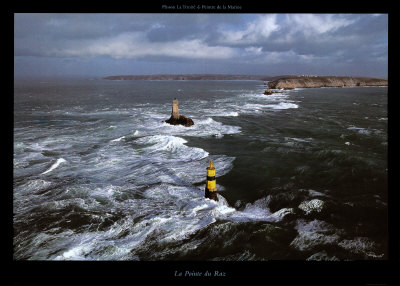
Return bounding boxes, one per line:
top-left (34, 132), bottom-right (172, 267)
top-left (165, 99), bottom-right (194, 127)
top-left (264, 89), bottom-right (274, 95)
top-left (268, 76), bottom-right (388, 89)
top-left (165, 114), bottom-right (194, 127)
top-left (264, 89), bottom-right (284, 95)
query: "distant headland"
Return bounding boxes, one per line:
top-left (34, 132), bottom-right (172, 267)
top-left (267, 76), bottom-right (387, 89)
top-left (103, 74), bottom-right (387, 88)
top-left (103, 74), bottom-right (273, 81)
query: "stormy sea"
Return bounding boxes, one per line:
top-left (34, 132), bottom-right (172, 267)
top-left (13, 78), bottom-right (388, 261)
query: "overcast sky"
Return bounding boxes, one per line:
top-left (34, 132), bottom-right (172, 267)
top-left (14, 13), bottom-right (388, 78)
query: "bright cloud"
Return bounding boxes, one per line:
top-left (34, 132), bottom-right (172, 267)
top-left (285, 14), bottom-right (357, 36)
top-left (244, 46), bottom-right (263, 55)
top-left (219, 14), bottom-right (279, 44)
top-left (48, 32), bottom-right (238, 60)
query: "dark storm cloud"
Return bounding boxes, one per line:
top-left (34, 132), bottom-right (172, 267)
top-left (14, 13), bottom-right (388, 77)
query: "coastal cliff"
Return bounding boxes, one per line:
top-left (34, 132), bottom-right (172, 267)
top-left (267, 76), bottom-right (388, 89)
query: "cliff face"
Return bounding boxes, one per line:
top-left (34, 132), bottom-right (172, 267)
top-left (268, 76), bottom-right (388, 89)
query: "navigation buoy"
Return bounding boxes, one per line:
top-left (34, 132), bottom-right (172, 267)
top-left (205, 160), bottom-right (218, 201)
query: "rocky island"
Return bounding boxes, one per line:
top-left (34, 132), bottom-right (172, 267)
top-left (165, 99), bottom-right (194, 127)
top-left (267, 76), bottom-right (388, 89)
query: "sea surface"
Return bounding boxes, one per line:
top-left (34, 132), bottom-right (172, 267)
top-left (13, 78), bottom-right (388, 260)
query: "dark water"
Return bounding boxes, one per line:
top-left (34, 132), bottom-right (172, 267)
top-left (13, 78), bottom-right (388, 260)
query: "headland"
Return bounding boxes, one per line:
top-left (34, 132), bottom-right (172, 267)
top-left (103, 74), bottom-right (388, 89)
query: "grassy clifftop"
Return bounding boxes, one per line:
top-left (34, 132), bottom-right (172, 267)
top-left (267, 76), bottom-right (388, 89)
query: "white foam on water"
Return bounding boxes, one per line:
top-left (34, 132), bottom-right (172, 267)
top-left (240, 101), bottom-right (298, 114)
top-left (285, 137), bottom-right (313, 143)
top-left (298, 199), bottom-right (325, 215)
top-left (268, 208), bottom-right (295, 221)
top-left (119, 152), bottom-right (235, 187)
top-left (347, 126), bottom-right (371, 135)
top-left (240, 92), bottom-right (290, 100)
top-left (15, 179), bottom-right (52, 195)
top-left (282, 137), bottom-right (314, 148)
top-left (307, 189), bottom-right (329, 198)
top-left (338, 237), bottom-right (378, 255)
top-left (55, 244), bottom-right (94, 260)
top-left (22, 181), bottom-right (311, 260)
top-left (97, 184), bottom-right (220, 247)
top-left (220, 111), bottom-right (239, 117)
top-left (228, 206), bottom-right (294, 222)
top-left (202, 109), bottom-right (239, 117)
top-left (264, 102), bottom-right (299, 110)
top-left (57, 186), bottom-right (296, 259)
top-left (306, 251), bottom-right (340, 261)
top-left (159, 117), bottom-right (241, 138)
top-left (290, 230), bottom-right (341, 252)
top-left (38, 137), bottom-right (75, 151)
top-left (295, 219), bottom-right (333, 233)
top-left (111, 136), bottom-right (125, 142)
top-left (41, 158), bottom-right (66, 175)
top-left (14, 141), bottom-right (27, 152)
top-left (213, 196), bottom-right (294, 223)
top-left (135, 135), bottom-right (209, 162)
top-left (134, 111), bottom-right (241, 138)
top-left (24, 142), bottom-right (44, 152)
top-left (242, 103), bottom-right (265, 111)
top-left (13, 158), bottom-right (29, 169)
top-left (290, 219), bottom-right (352, 253)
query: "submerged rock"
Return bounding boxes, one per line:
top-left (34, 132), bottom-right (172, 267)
top-left (165, 99), bottom-right (194, 127)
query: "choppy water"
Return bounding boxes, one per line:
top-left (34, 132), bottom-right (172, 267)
top-left (13, 79), bottom-right (388, 260)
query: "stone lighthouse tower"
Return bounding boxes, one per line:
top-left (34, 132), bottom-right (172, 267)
top-left (165, 98), bottom-right (194, 127)
top-left (172, 98), bottom-right (180, 119)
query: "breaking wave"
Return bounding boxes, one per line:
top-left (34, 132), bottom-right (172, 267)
top-left (41, 158), bottom-right (66, 175)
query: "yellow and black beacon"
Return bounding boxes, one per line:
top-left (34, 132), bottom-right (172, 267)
top-left (205, 160), bottom-right (218, 201)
